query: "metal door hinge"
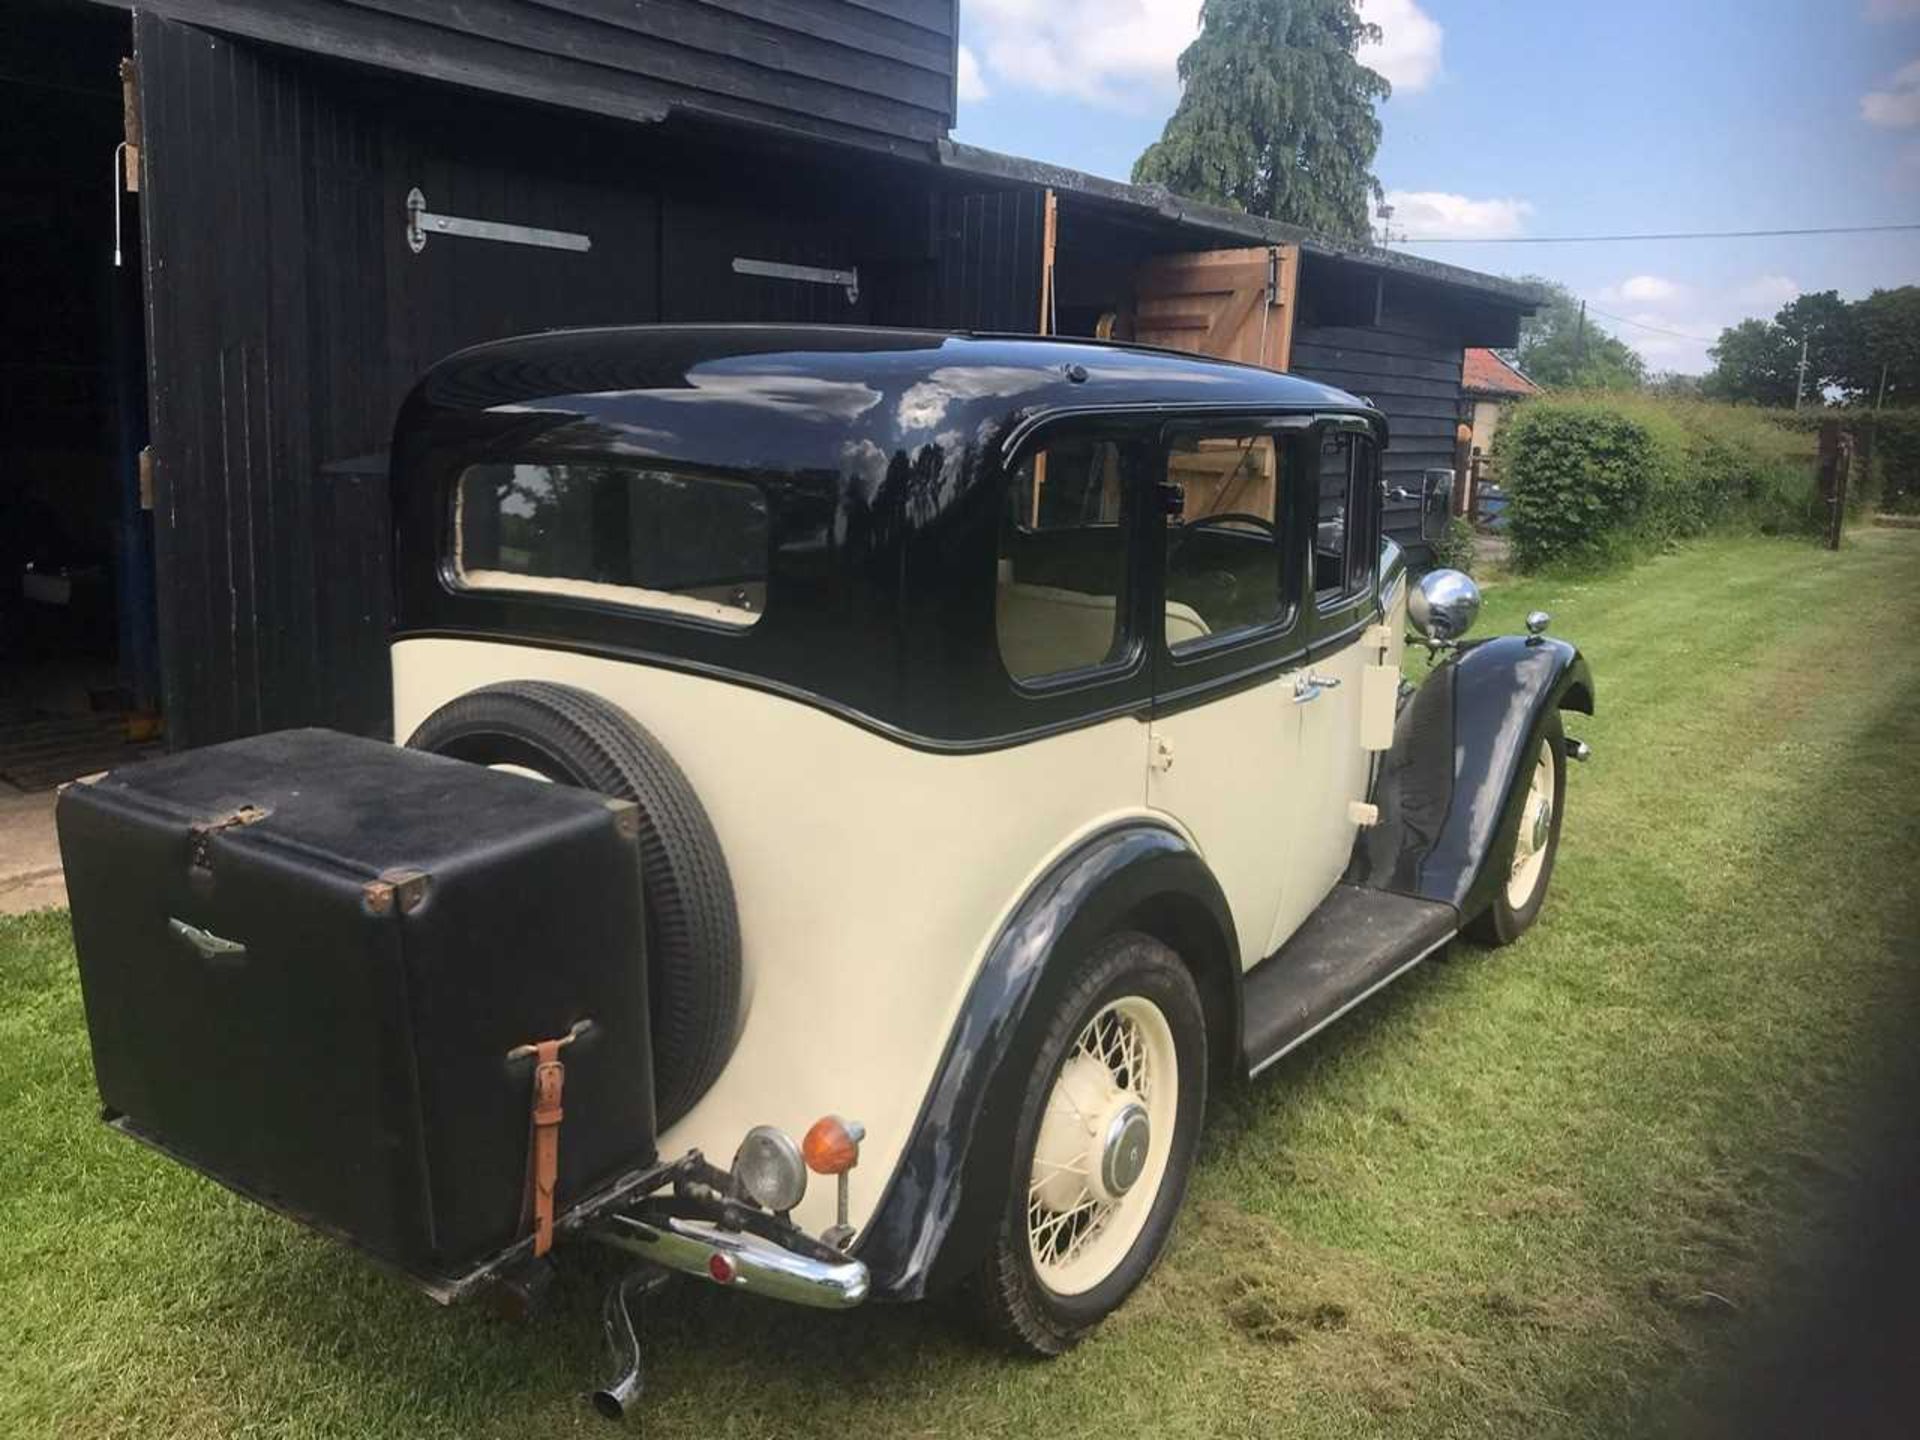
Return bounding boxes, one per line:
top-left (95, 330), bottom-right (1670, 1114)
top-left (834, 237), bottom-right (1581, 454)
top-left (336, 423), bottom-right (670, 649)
top-left (1363, 623), bottom-right (1393, 651)
top-left (1348, 800), bottom-right (1380, 827)
top-left (731, 257), bottom-right (859, 305)
top-left (1150, 734), bottom-right (1175, 774)
top-left (406, 187), bottom-right (591, 255)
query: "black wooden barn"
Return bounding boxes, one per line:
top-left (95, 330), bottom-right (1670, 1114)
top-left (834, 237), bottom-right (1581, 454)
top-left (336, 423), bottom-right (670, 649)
top-left (0, 0), bottom-right (1537, 769)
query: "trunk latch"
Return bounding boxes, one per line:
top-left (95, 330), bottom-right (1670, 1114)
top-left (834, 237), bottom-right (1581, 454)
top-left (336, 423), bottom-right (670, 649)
top-left (188, 804), bottom-right (270, 871)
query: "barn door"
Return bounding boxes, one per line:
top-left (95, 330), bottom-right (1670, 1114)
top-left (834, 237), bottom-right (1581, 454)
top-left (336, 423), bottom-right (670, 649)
top-left (1132, 245), bottom-right (1299, 371)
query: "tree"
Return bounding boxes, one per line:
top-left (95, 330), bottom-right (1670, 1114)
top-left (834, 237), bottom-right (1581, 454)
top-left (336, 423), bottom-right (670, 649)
top-left (1133, 0), bottom-right (1389, 243)
top-left (1506, 277), bottom-right (1647, 390)
top-left (1841, 286), bottom-right (1920, 408)
top-left (1702, 318), bottom-right (1799, 406)
top-left (1773, 290), bottom-right (1856, 395)
top-left (1703, 289), bottom-right (1870, 406)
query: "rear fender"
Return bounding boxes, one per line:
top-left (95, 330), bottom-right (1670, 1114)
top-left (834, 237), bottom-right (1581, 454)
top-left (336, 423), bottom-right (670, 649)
top-left (1348, 634), bottom-right (1594, 918)
top-left (853, 822), bottom-right (1236, 1301)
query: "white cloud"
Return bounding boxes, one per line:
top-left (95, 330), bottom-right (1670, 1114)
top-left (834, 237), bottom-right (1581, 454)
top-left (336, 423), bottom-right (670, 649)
top-left (1384, 189), bottom-right (1533, 239)
top-left (965, 0), bottom-right (1443, 108)
top-left (1616, 274), bottom-right (1685, 304)
top-left (1735, 274), bottom-right (1800, 308)
top-left (967, 0), bottom-right (1198, 106)
top-left (956, 44), bottom-right (989, 103)
top-left (1357, 0), bottom-right (1445, 94)
top-left (1862, 58), bottom-right (1920, 127)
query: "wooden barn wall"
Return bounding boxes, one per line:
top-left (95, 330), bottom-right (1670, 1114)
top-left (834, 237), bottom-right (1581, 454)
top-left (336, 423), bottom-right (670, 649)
top-left (1290, 275), bottom-right (1470, 547)
top-left (930, 188), bottom-right (1046, 332)
top-left (107, 0), bottom-right (957, 155)
top-left (136, 14), bottom-right (960, 748)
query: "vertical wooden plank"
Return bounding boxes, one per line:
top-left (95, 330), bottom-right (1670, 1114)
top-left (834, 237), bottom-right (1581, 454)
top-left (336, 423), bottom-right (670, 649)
top-left (1271, 244), bottom-right (1300, 372)
top-left (1036, 188), bottom-right (1057, 335)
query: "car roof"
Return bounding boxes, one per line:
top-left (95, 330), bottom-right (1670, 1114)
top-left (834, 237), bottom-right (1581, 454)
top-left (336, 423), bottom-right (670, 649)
top-left (412, 325), bottom-right (1379, 438)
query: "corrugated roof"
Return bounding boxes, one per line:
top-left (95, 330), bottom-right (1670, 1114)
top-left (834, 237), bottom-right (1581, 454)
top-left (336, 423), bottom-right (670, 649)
top-left (1462, 347), bottom-right (1541, 396)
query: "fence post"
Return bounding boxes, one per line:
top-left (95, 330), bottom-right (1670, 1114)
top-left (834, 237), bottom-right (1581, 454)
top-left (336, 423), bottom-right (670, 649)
top-left (1817, 420), bottom-right (1848, 551)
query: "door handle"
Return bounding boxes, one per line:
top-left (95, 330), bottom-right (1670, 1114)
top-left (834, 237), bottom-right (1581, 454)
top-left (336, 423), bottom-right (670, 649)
top-left (1292, 672), bottom-right (1342, 703)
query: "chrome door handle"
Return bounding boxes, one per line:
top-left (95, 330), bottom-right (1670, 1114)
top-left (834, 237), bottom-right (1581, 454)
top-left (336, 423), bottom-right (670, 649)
top-left (1292, 672), bottom-right (1342, 703)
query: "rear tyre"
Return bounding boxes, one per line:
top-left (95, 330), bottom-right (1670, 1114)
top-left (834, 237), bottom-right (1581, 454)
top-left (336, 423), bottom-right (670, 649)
top-left (407, 681), bottom-right (741, 1127)
top-left (1467, 709), bottom-right (1566, 947)
top-left (971, 932), bottom-right (1206, 1356)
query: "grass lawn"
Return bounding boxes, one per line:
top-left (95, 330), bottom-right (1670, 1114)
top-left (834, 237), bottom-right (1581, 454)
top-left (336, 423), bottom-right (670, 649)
top-left (4, 531), bottom-right (1918, 1439)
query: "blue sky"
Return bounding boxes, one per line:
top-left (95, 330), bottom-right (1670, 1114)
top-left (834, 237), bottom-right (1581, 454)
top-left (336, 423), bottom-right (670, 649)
top-left (951, 0), bottom-right (1920, 373)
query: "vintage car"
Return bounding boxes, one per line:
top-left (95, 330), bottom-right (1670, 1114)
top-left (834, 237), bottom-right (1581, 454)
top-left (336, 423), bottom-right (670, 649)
top-left (57, 327), bottom-right (1592, 1419)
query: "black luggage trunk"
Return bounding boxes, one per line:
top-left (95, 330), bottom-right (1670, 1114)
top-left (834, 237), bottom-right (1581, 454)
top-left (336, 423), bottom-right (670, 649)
top-left (56, 729), bottom-right (654, 1289)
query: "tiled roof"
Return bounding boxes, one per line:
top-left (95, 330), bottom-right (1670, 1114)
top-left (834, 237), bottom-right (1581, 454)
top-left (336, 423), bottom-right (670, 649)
top-left (1463, 347), bottom-right (1541, 397)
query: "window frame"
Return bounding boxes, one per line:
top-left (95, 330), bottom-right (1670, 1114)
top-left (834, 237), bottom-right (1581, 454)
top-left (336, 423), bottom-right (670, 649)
top-left (1151, 417), bottom-right (1313, 711)
top-left (1305, 420), bottom-right (1384, 653)
top-left (993, 418), bottom-right (1155, 697)
top-left (443, 458), bottom-right (774, 634)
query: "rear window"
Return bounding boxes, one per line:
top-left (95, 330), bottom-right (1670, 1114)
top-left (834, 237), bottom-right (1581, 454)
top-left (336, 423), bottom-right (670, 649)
top-left (452, 462), bottom-right (768, 627)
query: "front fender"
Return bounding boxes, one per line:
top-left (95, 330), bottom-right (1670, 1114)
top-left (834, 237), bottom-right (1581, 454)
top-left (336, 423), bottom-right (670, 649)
top-left (854, 822), bottom-right (1236, 1300)
top-left (1348, 634), bottom-right (1594, 918)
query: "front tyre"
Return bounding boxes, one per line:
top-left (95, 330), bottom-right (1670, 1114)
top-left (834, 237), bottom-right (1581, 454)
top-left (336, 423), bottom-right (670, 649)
top-left (972, 933), bottom-right (1206, 1356)
top-left (1468, 709), bottom-right (1567, 946)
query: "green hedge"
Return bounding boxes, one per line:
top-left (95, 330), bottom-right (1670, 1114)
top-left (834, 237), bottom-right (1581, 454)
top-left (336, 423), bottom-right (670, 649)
top-left (1493, 394), bottom-right (1822, 569)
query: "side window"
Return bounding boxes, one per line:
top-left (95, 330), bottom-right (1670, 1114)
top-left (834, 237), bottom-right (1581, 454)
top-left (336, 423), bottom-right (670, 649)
top-left (1164, 433), bottom-right (1288, 651)
top-left (1314, 432), bottom-right (1376, 605)
top-left (997, 432), bottom-right (1132, 683)
top-left (453, 462), bottom-right (768, 626)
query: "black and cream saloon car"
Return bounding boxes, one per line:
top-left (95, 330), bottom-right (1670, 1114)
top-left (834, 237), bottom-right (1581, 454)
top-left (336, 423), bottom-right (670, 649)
top-left (57, 327), bottom-right (1593, 1416)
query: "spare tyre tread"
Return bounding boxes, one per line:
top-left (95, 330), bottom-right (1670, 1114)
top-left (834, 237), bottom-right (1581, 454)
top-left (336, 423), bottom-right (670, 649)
top-left (406, 681), bottom-right (740, 1129)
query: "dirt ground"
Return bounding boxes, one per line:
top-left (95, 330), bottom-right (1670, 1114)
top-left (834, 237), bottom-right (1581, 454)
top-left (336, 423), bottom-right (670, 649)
top-left (0, 788), bottom-right (64, 916)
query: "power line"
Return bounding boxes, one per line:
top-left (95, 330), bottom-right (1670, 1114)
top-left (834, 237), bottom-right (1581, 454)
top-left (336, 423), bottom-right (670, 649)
top-left (1401, 222), bottom-right (1920, 244)
top-left (1583, 305), bottom-right (1717, 344)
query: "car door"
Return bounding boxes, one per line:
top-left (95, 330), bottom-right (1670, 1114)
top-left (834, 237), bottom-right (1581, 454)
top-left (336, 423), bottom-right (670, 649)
top-left (1264, 424), bottom-right (1384, 954)
top-left (1145, 423), bottom-right (1313, 969)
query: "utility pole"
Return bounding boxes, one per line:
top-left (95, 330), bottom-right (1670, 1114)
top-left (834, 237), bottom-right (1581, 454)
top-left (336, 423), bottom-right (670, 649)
top-left (1794, 334), bottom-right (1809, 411)
top-left (1574, 301), bottom-right (1586, 366)
top-left (1876, 359), bottom-right (1890, 412)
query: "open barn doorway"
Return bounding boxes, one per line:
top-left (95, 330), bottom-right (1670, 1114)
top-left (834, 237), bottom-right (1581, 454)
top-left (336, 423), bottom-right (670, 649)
top-left (0, 0), bottom-right (160, 794)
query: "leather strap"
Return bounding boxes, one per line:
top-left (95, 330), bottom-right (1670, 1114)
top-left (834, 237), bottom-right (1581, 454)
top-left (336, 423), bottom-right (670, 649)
top-left (514, 1030), bottom-right (579, 1258)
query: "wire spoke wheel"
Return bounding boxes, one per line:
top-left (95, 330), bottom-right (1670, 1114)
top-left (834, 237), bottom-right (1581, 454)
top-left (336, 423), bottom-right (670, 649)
top-left (1025, 995), bottom-right (1178, 1297)
top-left (1506, 734), bottom-right (1557, 910)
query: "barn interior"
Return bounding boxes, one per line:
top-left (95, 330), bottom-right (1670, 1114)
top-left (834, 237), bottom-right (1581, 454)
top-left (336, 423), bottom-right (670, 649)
top-left (0, 0), bottom-right (159, 793)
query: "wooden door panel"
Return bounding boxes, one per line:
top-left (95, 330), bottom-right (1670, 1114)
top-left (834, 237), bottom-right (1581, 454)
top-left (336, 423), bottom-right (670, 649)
top-left (1132, 245), bottom-right (1299, 371)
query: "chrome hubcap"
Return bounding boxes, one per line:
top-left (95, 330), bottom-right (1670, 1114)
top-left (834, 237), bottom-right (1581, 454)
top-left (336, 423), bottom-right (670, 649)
top-left (1100, 1103), bottom-right (1151, 1198)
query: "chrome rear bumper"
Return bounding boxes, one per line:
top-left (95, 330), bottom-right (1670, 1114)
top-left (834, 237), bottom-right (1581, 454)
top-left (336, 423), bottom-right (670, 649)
top-left (592, 1212), bottom-right (869, 1309)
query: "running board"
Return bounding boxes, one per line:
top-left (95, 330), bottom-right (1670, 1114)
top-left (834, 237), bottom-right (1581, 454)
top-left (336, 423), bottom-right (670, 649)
top-left (1243, 885), bottom-right (1458, 1077)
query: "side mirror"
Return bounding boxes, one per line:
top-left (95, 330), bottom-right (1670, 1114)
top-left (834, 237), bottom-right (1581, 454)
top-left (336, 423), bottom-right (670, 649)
top-left (1409, 568), bottom-right (1481, 643)
top-left (1420, 467), bottom-right (1455, 542)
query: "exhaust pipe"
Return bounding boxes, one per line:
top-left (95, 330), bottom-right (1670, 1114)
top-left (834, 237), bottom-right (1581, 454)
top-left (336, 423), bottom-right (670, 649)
top-left (1566, 738), bottom-right (1592, 763)
top-left (591, 1268), bottom-right (665, 1423)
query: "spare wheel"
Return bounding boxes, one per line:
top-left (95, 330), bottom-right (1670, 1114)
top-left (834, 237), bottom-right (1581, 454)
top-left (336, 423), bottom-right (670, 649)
top-left (406, 680), bottom-right (741, 1129)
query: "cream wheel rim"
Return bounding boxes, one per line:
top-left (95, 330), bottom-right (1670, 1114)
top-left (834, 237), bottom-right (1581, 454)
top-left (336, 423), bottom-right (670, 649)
top-left (1026, 995), bottom-right (1178, 1296)
top-left (1506, 736), bottom-right (1557, 910)
top-left (487, 762), bottom-right (553, 782)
